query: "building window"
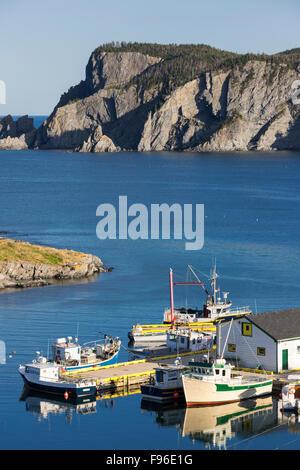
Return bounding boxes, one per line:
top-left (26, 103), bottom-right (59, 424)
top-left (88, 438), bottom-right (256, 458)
top-left (242, 322), bottom-right (252, 337)
top-left (228, 344), bottom-right (236, 352)
top-left (257, 347), bottom-right (265, 356)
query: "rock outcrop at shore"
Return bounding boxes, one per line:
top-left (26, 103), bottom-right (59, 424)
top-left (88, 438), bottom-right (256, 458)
top-left (1, 43), bottom-right (300, 152)
top-left (0, 115), bottom-right (36, 150)
top-left (0, 238), bottom-right (106, 289)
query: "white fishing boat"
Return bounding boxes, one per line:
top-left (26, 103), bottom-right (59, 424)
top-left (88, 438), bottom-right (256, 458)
top-left (51, 334), bottom-right (121, 372)
top-left (128, 324), bottom-right (167, 343)
top-left (19, 354), bottom-right (97, 398)
top-left (167, 329), bottom-right (215, 353)
top-left (182, 320), bottom-right (273, 407)
top-left (281, 378), bottom-right (300, 412)
top-left (182, 358), bottom-right (273, 407)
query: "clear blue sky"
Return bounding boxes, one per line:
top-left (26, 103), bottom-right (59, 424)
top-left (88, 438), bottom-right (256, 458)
top-left (0, 0), bottom-right (299, 115)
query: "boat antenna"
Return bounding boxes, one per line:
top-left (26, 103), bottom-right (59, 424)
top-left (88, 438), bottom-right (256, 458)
top-left (254, 299), bottom-right (258, 314)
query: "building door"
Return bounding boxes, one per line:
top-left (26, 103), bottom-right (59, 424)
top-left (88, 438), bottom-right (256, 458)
top-left (282, 349), bottom-right (288, 370)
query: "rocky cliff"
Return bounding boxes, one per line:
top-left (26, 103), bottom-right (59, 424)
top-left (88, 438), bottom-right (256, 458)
top-left (2, 43), bottom-right (300, 152)
top-left (0, 115), bottom-right (36, 150)
top-left (0, 238), bottom-right (106, 289)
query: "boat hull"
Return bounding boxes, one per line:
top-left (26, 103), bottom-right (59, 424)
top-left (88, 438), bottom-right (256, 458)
top-left (64, 349), bottom-right (120, 372)
top-left (129, 334), bottom-right (167, 343)
top-left (182, 375), bottom-right (273, 407)
top-left (141, 384), bottom-right (184, 403)
top-left (19, 371), bottom-right (96, 398)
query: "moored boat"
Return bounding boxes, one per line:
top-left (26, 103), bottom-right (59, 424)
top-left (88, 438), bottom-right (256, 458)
top-left (19, 355), bottom-right (97, 398)
top-left (281, 379), bottom-right (300, 412)
top-left (128, 264), bottom-right (250, 343)
top-left (167, 328), bottom-right (215, 353)
top-left (128, 322), bottom-right (214, 343)
top-left (163, 265), bottom-right (251, 324)
top-left (51, 334), bottom-right (121, 372)
top-left (182, 357), bottom-right (273, 407)
top-left (140, 359), bottom-right (187, 403)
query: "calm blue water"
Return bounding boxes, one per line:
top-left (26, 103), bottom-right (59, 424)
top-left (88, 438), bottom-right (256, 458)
top-left (1, 147), bottom-right (300, 450)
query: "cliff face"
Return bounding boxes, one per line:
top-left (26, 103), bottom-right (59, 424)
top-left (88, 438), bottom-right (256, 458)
top-left (2, 45), bottom-right (300, 152)
top-left (0, 115), bottom-right (36, 150)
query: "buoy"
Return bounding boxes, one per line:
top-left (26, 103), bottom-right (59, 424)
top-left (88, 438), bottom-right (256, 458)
top-left (64, 391), bottom-right (69, 400)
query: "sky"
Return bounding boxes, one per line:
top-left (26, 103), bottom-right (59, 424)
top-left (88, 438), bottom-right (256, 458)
top-left (0, 0), bottom-right (299, 115)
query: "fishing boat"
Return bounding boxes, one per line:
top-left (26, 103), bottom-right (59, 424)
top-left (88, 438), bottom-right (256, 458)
top-left (163, 265), bottom-right (251, 324)
top-left (166, 329), bottom-right (215, 353)
top-left (281, 379), bottom-right (300, 412)
top-left (182, 357), bottom-right (273, 407)
top-left (182, 317), bottom-right (273, 407)
top-left (19, 354), bottom-right (97, 398)
top-left (128, 264), bottom-right (250, 343)
top-left (51, 334), bottom-right (121, 372)
top-left (140, 359), bottom-right (187, 403)
top-left (128, 322), bottom-right (214, 343)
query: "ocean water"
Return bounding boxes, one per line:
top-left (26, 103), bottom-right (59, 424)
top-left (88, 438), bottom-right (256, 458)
top-left (0, 148), bottom-right (300, 450)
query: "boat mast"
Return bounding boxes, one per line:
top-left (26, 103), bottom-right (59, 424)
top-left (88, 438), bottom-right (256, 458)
top-left (210, 262), bottom-right (218, 304)
top-left (169, 268), bottom-right (175, 329)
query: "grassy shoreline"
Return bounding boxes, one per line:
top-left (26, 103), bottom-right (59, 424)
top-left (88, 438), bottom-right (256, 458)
top-left (0, 238), bottom-right (88, 267)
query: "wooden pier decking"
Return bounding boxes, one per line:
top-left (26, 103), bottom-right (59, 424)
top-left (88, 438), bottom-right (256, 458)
top-left (64, 349), bottom-right (209, 393)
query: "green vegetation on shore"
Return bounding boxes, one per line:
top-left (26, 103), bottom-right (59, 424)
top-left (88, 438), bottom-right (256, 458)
top-left (0, 238), bottom-right (86, 266)
top-left (93, 42), bottom-right (300, 96)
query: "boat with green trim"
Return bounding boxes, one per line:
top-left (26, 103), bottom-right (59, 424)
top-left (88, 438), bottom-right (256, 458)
top-left (182, 358), bottom-right (273, 407)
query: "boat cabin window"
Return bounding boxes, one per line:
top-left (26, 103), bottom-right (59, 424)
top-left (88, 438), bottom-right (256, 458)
top-left (156, 370), bottom-right (164, 383)
top-left (25, 366), bottom-right (39, 375)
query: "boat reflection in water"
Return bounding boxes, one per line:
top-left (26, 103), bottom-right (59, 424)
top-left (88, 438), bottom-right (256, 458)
top-left (19, 386), bottom-right (128, 423)
top-left (142, 396), bottom-right (277, 449)
top-left (182, 396), bottom-right (275, 449)
top-left (19, 387), bottom-right (98, 423)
